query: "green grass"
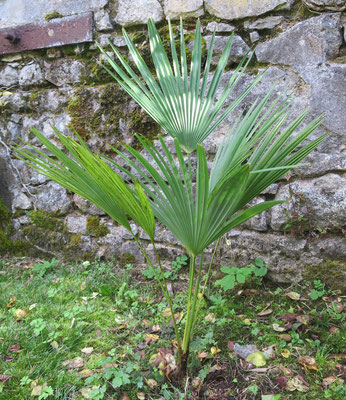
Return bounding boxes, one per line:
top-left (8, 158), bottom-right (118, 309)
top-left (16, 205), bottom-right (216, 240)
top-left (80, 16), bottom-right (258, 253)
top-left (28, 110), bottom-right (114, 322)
top-left (0, 257), bottom-right (344, 399)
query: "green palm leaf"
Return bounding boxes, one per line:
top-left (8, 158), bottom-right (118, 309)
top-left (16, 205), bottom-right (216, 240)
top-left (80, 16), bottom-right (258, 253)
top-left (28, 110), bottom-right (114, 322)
top-left (97, 18), bottom-right (264, 153)
top-left (14, 129), bottom-right (155, 240)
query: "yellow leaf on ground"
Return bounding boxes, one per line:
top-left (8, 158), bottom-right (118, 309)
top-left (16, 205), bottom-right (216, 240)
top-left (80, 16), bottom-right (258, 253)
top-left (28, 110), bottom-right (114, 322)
top-left (286, 376), bottom-right (309, 392)
top-left (136, 393), bottom-right (145, 400)
top-left (15, 309), bottom-right (27, 320)
top-left (211, 346), bottom-right (221, 355)
top-left (281, 349), bottom-right (291, 358)
top-left (246, 351), bottom-right (266, 367)
top-left (145, 378), bottom-right (158, 389)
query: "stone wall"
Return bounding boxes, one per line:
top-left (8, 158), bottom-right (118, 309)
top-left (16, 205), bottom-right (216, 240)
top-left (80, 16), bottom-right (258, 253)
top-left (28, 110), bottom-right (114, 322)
top-left (0, 0), bottom-right (345, 284)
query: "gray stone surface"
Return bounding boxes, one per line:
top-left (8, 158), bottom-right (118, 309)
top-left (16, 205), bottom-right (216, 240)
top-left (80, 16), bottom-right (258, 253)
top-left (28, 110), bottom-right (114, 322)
top-left (94, 9), bottom-right (113, 31)
top-left (115, 0), bottom-right (163, 26)
top-left (205, 0), bottom-right (294, 20)
top-left (0, 0), bottom-right (108, 28)
top-left (66, 215), bottom-right (87, 234)
top-left (44, 59), bottom-right (86, 87)
top-left (255, 13), bottom-right (342, 69)
top-left (303, 0), bottom-right (346, 11)
top-left (73, 194), bottom-right (105, 215)
top-left (164, 0), bottom-right (204, 19)
top-left (19, 63), bottom-right (44, 88)
top-left (242, 197), bottom-right (269, 232)
top-left (12, 191), bottom-right (32, 210)
top-left (271, 174), bottom-right (346, 231)
top-left (300, 64), bottom-right (346, 136)
top-left (206, 21), bottom-right (235, 32)
top-left (204, 35), bottom-right (250, 65)
top-left (36, 181), bottom-right (71, 214)
top-left (0, 66), bottom-right (19, 87)
top-left (244, 16), bottom-right (284, 30)
top-left (250, 31), bottom-right (260, 43)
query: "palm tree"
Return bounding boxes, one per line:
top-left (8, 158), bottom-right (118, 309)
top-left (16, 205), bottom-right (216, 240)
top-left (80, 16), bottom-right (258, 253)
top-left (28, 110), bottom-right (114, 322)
top-left (14, 18), bottom-right (326, 378)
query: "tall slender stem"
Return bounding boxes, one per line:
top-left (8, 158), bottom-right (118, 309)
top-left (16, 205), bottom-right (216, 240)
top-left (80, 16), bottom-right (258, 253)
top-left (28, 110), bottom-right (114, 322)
top-left (183, 252), bottom-right (204, 353)
top-left (182, 254), bottom-right (195, 352)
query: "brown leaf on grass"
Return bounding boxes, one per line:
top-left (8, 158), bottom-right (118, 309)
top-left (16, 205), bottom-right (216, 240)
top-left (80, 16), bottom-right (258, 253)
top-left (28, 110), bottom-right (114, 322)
top-left (95, 329), bottom-right (102, 338)
top-left (298, 356), bottom-right (318, 371)
top-left (8, 344), bottom-right (20, 353)
top-left (31, 385), bottom-right (45, 396)
top-left (152, 324), bottom-right (160, 332)
top-left (0, 375), bottom-right (12, 382)
top-left (142, 318), bottom-right (152, 328)
top-left (278, 364), bottom-right (294, 376)
top-left (329, 326), bottom-right (340, 335)
top-left (144, 333), bottom-right (159, 345)
top-left (227, 341), bottom-right (235, 351)
top-left (274, 376), bottom-right (287, 388)
top-left (6, 296), bottom-right (16, 308)
top-left (4, 355), bottom-right (15, 362)
top-left (120, 394), bottom-right (131, 400)
top-left (278, 334), bottom-right (292, 342)
top-left (258, 308), bottom-right (273, 317)
top-left (279, 313), bottom-right (298, 322)
top-left (196, 351), bottom-right (208, 360)
top-left (145, 378), bottom-right (158, 389)
top-left (62, 356), bottom-right (84, 370)
top-left (322, 376), bottom-right (344, 387)
top-left (296, 315), bottom-right (310, 325)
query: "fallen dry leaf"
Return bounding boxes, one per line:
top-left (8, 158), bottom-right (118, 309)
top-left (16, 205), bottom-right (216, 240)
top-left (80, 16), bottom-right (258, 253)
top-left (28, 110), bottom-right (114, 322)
top-left (274, 376), bottom-right (287, 388)
top-left (8, 344), bottom-right (20, 353)
top-left (281, 349), bottom-right (291, 358)
top-left (152, 323), bottom-right (160, 332)
top-left (145, 378), bottom-right (158, 389)
top-left (81, 347), bottom-right (93, 355)
top-left (79, 369), bottom-right (94, 378)
top-left (272, 323), bottom-right (288, 332)
top-left (205, 313), bottom-right (216, 323)
top-left (62, 356), bottom-right (84, 370)
top-left (210, 346), bottom-right (221, 355)
top-left (29, 303), bottom-right (37, 310)
top-left (246, 351), bottom-right (266, 367)
top-left (286, 376), bottom-right (309, 392)
top-left (15, 309), bottom-right (27, 320)
top-left (286, 291), bottom-right (300, 300)
top-left (136, 392), bottom-right (145, 400)
top-left (31, 383), bottom-right (47, 397)
top-left (196, 351), bottom-right (208, 360)
top-left (258, 308), bottom-right (273, 317)
top-left (227, 341), bottom-right (235, 351)
top-left (50, 340), bottom-right (59, 350)
top-left (191, 376), bottom-right (202, 388)
top-left (6, 296), bottom-right (16, 308)
top-left (322, 376), bottom-right (344, 387)
top-left (0, 375), bottom-right (12, 382)
top-left (298, 356), bottom-right (318, 371)
top-left (278, 334), bottom-right (292, 342)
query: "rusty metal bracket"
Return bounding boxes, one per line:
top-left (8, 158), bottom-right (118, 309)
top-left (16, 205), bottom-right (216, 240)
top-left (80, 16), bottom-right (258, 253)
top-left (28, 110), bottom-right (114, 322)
top-left (0, 12), bottom-right (94, 55)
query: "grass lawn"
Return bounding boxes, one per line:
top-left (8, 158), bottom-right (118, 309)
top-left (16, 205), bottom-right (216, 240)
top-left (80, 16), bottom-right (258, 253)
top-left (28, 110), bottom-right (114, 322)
top-left (0, 256), bottom-right (344, 400)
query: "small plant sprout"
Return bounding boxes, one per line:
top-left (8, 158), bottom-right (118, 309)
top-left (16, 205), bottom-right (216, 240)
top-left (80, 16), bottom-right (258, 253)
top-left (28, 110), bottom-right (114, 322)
top-left (15, 18), bottom-right (326, 378)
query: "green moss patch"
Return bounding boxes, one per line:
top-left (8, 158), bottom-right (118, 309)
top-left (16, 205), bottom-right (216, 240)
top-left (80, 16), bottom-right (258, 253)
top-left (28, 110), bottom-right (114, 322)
top-left (86, 216), bottom-right (109, 237)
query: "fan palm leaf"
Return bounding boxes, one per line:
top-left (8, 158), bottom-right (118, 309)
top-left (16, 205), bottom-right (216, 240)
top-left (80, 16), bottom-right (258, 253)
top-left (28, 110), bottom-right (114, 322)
top-left (96, 18), bottom-right (264, 153)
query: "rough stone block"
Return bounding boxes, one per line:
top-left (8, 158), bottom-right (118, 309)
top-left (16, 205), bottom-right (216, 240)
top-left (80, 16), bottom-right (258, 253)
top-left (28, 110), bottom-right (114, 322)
top-left (255, 13), bottom-right (342, 69)
top-left (19, 63), bottom-right (44, 88)
top-left (115, 0), bottom-right (163, 26)
top-left (244, 16), bottom-right (284, 30)
top-left (66, 215), bottom-right (87, 234)
top-left (164, 0), bottom-right (204, 19)
top-left (44, 59), bottom-right (86, 87)
top-left (205, 0), bottom-right (293, 20)
top-left (271, 174), bottom-right (346, 231)
top-left (36, 181), bottom-right (71, 214)
top-left (0, 65), bottom-right (18, 87)
top-left (303, 0), bottom-right (346, 11)
top-left (203, 35), bottom-right (250, 65)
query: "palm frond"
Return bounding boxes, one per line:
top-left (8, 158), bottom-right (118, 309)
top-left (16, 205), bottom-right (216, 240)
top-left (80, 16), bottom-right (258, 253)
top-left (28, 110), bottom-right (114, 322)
top-left (96, 18), bottom-right (262, 153)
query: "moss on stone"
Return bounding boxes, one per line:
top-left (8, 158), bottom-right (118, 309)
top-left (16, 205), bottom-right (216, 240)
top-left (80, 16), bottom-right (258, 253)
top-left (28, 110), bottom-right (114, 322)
top-left (44, 10), bottom-right (63, 21)
top-left (120, 252), bottom-right (136, 265)
top-left (303, 259), bottom-right (346, 292)
top-left (28, 209), bottom-right (64, 230)
top-left (86, 216), bottom-right (109, 237)
top-left (0, 198), bottom-right (28, 255)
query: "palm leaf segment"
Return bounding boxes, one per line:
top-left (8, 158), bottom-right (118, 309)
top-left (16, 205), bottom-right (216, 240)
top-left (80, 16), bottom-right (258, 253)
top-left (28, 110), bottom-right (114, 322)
top-left (111, 91), bottom-right (326, 257)
top-left (97, 18), bottom-right (264, 153)
top-left (15, 129), bottom-right (155, 241)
